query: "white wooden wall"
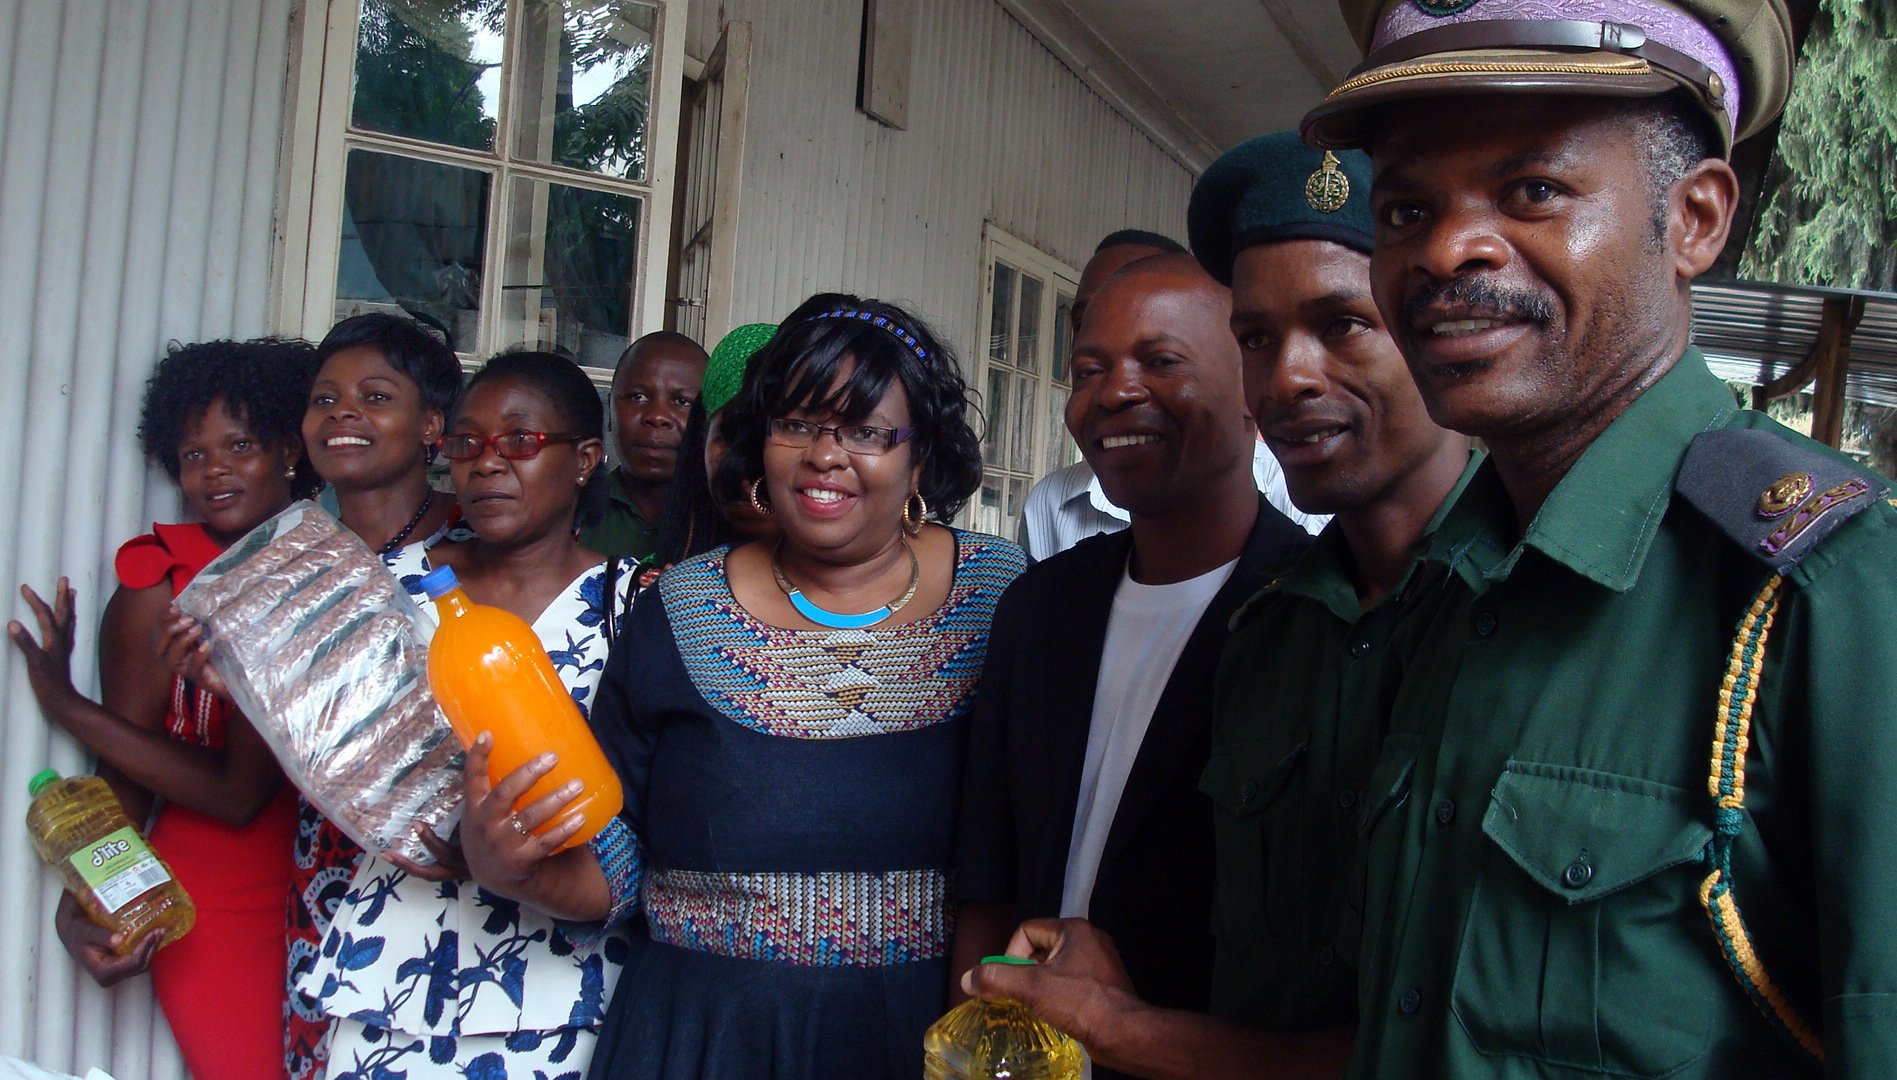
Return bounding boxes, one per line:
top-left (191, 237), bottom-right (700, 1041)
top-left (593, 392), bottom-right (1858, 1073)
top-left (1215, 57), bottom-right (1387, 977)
top-left (0, 0), bottom-right (294, 1075)
top-left (683, 0), bottom-right (1197, 364)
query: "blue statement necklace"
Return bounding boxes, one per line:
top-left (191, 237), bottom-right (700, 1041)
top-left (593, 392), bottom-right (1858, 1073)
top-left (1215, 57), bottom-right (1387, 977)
top-left (772, 539), bottom-right (920, 629)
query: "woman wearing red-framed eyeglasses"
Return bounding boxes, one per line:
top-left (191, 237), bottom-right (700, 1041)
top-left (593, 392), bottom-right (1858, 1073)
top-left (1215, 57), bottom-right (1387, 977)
top-left (299, 349), bottom-right (642, 1080)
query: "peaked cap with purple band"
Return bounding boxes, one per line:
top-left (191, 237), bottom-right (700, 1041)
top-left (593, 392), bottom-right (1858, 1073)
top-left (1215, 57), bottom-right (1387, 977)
top-left (1302, 0), bottom-right (1792, 155)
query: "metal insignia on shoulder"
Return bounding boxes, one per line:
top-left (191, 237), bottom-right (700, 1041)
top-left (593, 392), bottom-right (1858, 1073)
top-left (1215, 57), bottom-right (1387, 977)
top-left (1756, 471), bottom-right (1812, 518)
top-left (1677, 428), bottom-right (1889, 575)
top-left (1761, 478), bottom-right (1872, 555)
top-left (1304, 152), bottom-right (1350, 214)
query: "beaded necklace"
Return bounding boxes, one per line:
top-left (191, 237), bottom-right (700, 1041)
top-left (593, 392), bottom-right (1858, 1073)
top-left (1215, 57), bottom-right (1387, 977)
top-left (376, 488), bottom-right (438, 556)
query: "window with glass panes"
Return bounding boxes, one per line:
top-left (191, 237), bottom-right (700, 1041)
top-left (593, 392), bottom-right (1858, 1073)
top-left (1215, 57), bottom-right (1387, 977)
top-left (969, 226), bottom-right (1080, 539)
top-left (279, 0), bottom-right (683, 374)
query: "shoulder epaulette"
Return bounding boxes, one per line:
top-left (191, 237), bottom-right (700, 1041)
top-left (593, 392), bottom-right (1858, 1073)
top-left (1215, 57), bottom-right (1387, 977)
top-left (1676, 428), bottom-right (1889, 575)
top-left (1227, 575), bottom-right (1285, 632)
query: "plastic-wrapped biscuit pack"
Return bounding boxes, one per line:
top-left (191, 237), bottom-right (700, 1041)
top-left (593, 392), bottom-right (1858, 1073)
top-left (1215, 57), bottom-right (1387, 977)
top-left (176, 502), bottom-right (461, 863)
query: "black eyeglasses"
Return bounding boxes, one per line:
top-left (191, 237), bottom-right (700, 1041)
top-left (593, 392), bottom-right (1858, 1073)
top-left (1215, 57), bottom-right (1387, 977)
top-left (436, 431), bottom-right (584, 462)
top-left (768, 418), bottom-right (915, 456)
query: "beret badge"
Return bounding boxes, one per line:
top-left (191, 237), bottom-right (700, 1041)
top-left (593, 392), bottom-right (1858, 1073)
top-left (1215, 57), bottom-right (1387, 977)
top-left (1304, 151), bottom-right (1352, 214)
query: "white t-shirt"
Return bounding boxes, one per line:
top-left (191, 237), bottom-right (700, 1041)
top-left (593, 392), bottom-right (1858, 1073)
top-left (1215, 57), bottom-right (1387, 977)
top-left (1058, 556), bottom-right (1238, 918)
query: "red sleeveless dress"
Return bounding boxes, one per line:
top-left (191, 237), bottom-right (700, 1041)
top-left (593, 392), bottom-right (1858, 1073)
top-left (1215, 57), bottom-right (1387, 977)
top-left (116, 524), bottom-right (297, 1080)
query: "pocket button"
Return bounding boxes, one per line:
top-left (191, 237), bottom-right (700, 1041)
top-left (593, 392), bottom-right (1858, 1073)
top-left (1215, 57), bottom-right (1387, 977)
top-left (1239, 780), bottom-right (1259, 805)
top-left (1561, 858), bottom-right (1594, 889)
top-left (1398, 987), bottom-right (1421, 1016)
top-left (1474, 611), bottom-right (1499, 637)
top-left (1434, 799), bottom-right (1456, 827)
top-left (1337, 789), bottom-right (1358, 810)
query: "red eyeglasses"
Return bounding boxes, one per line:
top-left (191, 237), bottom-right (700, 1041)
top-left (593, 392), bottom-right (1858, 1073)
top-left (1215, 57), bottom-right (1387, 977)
top-left (435, 431), bottom-right (584, 462)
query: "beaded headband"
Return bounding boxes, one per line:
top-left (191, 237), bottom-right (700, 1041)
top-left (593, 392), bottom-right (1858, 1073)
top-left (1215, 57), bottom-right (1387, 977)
top-left (807, 308), bottom-right (930, 361)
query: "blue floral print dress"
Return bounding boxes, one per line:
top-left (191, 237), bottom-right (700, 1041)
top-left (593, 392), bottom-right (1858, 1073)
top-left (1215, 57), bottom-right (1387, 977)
top-left (302, 547), bottom-right (642, 1080)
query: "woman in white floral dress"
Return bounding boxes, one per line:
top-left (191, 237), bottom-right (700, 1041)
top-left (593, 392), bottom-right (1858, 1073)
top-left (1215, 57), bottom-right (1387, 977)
top-left (303, 352), bottom-right (641, 1080)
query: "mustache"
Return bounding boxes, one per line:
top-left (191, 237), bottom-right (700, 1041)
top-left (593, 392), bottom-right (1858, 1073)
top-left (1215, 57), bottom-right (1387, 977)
top-left (1403, 277), bottom-right (1556, 327)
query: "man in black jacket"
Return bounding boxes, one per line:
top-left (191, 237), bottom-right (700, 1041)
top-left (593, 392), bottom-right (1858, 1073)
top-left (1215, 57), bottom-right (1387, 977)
top-left (951, 252), bottom-right (1311, 1063)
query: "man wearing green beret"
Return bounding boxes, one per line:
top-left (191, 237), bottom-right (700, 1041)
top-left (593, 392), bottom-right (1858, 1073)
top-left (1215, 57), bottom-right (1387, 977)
top-left (961, 132), bottom-right (1475, 1079)
top-left (1302, 0), bottom-right (1897, 1073)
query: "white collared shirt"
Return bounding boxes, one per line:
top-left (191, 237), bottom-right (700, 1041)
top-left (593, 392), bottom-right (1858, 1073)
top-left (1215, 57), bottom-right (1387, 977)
top-left (1015, 441), bottom-right (1330, 562)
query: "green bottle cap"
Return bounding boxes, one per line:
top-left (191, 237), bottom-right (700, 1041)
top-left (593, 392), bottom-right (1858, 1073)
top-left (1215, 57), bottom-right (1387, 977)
top-left (27, 769), bottom-right (61, 797)
top-left (981, 955), bottom-right (1036, 966)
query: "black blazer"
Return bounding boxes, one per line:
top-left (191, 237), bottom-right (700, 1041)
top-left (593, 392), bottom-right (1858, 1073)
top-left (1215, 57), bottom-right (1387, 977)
top-left (956, 493), bottom-right (1310, 1014)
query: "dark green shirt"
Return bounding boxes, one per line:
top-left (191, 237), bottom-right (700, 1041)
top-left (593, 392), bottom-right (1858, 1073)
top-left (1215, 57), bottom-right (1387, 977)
top-left (1200, 454), bottom-right (1479, 1029)
top-left (581, 469), bottom-right (659, 563)
top-left (1350, 351), bottom-right (1897, 1078)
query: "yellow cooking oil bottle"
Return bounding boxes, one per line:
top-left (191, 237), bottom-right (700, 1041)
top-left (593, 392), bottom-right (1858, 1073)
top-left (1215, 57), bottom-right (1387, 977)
top-left (25, 769), bottom-right (194, 955)
top-left (925, 956), bottom-right (1084, 1079)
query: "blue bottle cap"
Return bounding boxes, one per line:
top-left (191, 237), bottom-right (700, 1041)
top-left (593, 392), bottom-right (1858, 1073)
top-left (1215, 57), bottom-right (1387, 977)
top-left (418, 565), bottom-right (461, 600)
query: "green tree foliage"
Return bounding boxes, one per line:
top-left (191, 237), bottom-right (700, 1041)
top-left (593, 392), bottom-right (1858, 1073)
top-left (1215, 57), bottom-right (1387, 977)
top-left (1741, 0), bottom-right (1897, 290)
top-left (353, 0), bottom-right (505, 150)
top-left (551, 5), bottom-right (652, 177)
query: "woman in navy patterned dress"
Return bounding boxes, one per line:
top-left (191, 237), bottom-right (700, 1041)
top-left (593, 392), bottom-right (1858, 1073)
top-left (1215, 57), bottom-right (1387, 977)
top-left (303, 352), bottom-right (641, 1079)
top-left (559, 295), bottom-right (1023, 1078)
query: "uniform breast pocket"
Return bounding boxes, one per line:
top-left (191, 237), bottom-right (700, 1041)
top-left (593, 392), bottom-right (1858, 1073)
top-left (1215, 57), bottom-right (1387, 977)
top-left (1201, 736), bottom-right (1306, 947)
top-left (1450, 761), bottom-right (1724, 1078)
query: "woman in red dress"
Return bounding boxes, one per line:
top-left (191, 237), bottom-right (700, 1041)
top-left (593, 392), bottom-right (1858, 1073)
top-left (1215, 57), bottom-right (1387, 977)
top-left (10, 338), bottom-right (321, 1080)
top-left (157, 314), bottom-right (466, 1080)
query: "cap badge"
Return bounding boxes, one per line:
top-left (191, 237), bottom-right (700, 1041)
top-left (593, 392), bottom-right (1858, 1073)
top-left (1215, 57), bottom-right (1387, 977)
top-left (1757, 471), bottom-right (1813, 519)
top-left (1412, 0), bottom-right (1483, 17)
top-left (1304, 151), bottom-right (1351, 214)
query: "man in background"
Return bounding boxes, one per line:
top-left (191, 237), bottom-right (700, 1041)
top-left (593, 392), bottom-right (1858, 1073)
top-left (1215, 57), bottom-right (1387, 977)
top-left (583, 331), bottom-right (707, 561)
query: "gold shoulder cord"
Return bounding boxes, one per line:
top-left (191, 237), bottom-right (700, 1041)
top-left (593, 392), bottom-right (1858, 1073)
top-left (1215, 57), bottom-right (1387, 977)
top-left (1698, 575), bottom-right (1824, 1062)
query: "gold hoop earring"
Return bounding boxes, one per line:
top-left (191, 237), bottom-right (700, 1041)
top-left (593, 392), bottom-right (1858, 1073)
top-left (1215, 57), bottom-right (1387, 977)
top-left (902, 489), bottom-right (928, 535)
top-left (749, 478), bottom-right (774, 516)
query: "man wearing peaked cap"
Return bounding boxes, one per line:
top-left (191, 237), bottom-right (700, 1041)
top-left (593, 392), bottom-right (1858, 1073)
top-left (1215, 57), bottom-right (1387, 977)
top-left (960, 131), bottom-right (1474, 1079)
top-left (1303, 0), bottom-right (1792, 154)
top-left (1300, 0), bottom-right (1897, 1076)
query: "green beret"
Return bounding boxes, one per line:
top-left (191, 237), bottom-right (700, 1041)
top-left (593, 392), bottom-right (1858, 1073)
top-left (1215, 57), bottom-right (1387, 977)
top-left (1188, 131), bottom-right (1376, 287)
top-left (701, 322), bottom-right (777, 416)
top-left (1303, 0), bottom-right (1793, 155)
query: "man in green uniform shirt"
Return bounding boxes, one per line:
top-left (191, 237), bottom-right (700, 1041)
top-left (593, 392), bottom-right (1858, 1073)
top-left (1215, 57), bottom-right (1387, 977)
top-left (1191, 132), bottom-right (1475, 1036)
top-left (1300, 0), bottom-right (1897, 1072)
top-left (964, 132), bottom-right (1474, 1078)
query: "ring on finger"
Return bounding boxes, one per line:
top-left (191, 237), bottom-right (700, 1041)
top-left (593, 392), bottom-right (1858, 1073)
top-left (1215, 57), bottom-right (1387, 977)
top-left (509, 814), bottom-right (529, 837)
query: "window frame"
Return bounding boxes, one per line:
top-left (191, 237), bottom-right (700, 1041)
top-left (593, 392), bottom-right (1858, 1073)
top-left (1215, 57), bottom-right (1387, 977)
top-left (969, 223), bottom-right (1080, 537)
top-left (273, 0), bottom-right (690, 376)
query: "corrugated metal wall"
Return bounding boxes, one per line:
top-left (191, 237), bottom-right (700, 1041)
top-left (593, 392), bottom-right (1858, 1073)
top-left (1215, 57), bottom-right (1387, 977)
top-left (0, 0), bottom-right (293, 1075)
top-left (685, 0), bottom-right (1196, 362)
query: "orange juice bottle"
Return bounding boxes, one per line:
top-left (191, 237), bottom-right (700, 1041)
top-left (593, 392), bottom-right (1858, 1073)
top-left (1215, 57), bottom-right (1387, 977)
top-left (25, 769), bottom-right (195, 955)
top-left (420, 565), bottom-right (623, 850)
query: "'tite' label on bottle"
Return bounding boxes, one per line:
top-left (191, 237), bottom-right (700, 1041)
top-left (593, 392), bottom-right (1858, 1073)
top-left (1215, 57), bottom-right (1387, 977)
top-left (67, 826), bottom-right (172, 914)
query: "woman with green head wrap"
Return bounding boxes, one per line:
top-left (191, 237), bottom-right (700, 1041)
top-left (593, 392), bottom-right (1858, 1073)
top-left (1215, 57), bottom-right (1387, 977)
top-left (650, 322), bottom-right (780, 568)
